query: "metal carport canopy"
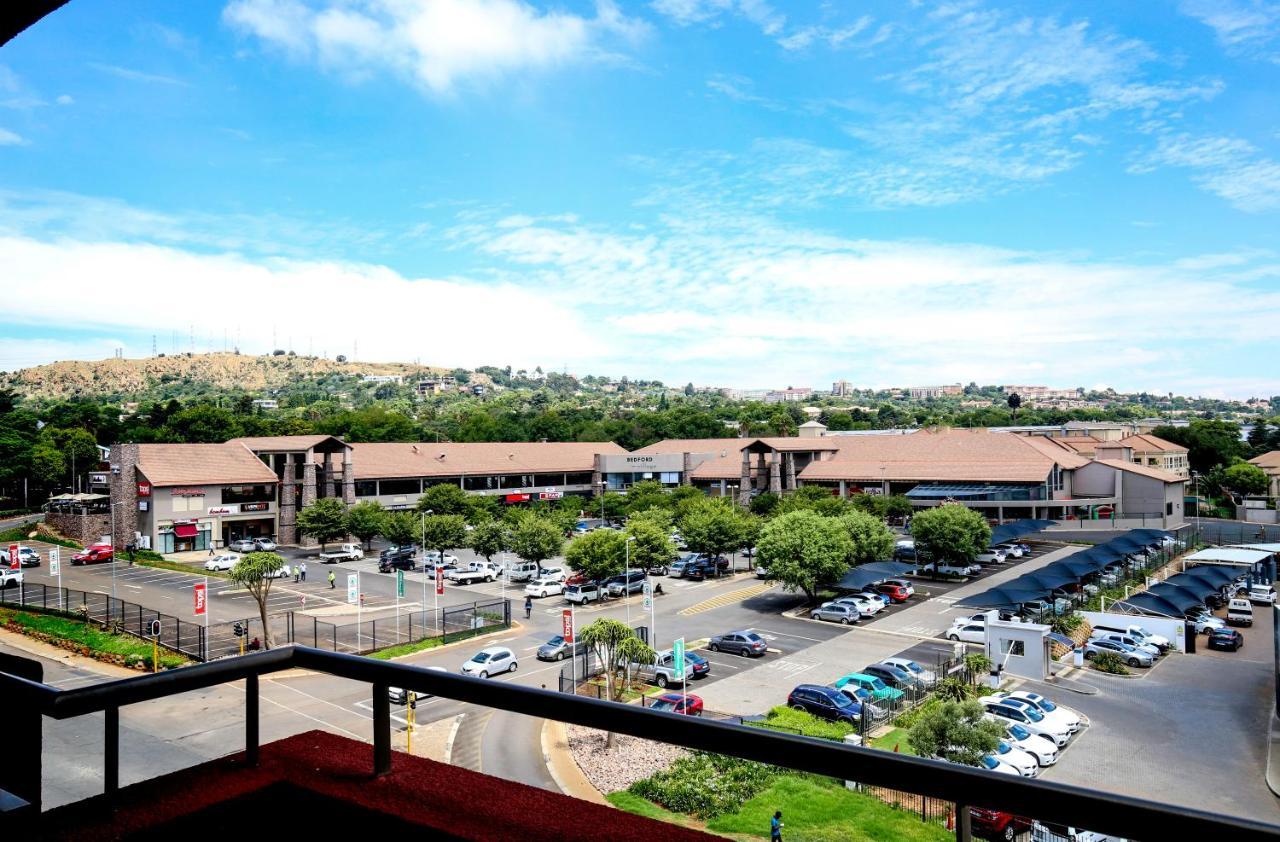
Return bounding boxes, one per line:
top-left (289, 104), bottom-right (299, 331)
top-left (1114, 592), bottom-right (1186, 618)
top-left (1178, 565), bottom-right (1240, 588)
top-left (833, 561), bottom-right (918, 591)
top-left (1046, 556), bottom-right (1108, 577)
top-left (1011, 568), bottom-right (1081, 591)
top-left (1160, 574), bottom-right (1221, 601)
top-left (956, 586), bottom-right (1055, 610)
top-left (1184, 547), bottom-right (1273, 565)
top-left (1145, 581), bottom-right (1208, 612)
top-left (1227, 543), bottom-right (1280, 554)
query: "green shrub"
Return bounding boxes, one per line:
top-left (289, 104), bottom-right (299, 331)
top-left (628, 752), bottom-right (778, 820)
top-left (1051, 613), bottom-right (1083, 636)
top-left (892, 697), bottom-right (941, 729)
top-left (750, 705), bottom-right (854, 741)
top-left (932, 676), bottom-right (972, 702)
top-left (1090, 651), bottom-right (1129, 675)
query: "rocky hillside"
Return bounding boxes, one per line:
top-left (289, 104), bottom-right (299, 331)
top-left (2, 353), bottom-right (466, 400)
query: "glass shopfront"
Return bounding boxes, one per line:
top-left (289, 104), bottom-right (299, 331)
top-left (159, 521), bottom-right (212, 553)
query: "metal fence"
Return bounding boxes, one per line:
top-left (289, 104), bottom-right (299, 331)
top-left (556, 626), bottom-right (651, 697)
top-left (1192, 519), bottom-right (1280, 547)
top-left (0, 581), bottom-right (207, 661)
top-left (286, 598), bottom-right (511, 657)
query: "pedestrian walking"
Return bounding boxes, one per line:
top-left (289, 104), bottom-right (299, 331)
top-left (328, 571), bottom-right (336, 589)
top-left (524, 595), bottom-right (533, 620)
top-left (770, 811), bottom-right (783, 842)
top-left (300, 562), bottom-right (307, 582)
top-left (292, 565), bottom-right (300, 583)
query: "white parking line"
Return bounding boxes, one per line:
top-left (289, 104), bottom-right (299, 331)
top-left (354, 698), bottom-right (409, 727)
top-left (751, 627), bottom-right (824, 643)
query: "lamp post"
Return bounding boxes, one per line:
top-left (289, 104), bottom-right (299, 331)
top-left (421, 509), bottom-right (432, 635)
top-left (625, 536), bottom-right (635, 626)
top-left (1191, 471), bottom-right (1200, 539)
top-left (596, 480), bottom-right (607, 525)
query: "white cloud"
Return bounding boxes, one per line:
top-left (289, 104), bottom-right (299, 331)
top-left (55, 94), bottom-right (74, 106)
top-left (224, 0), bottom-right (647, 94)
top-left (0, 128), bottom-right (26, 146)
top-left (1135, 133), bottom-right (1280, 212)
top-left (88, 63), bottom-right (188, 86)
top-left (1181, 0), bottom-right (1280, 62)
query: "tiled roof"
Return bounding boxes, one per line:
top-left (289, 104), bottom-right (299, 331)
top-left (635, 437), bottom-right (838, 455)
top-left (230, 435), bottom-right (349, 452)
top-left (1051, 436), bottom-right (1101, 453)
top-left (350, 441), bottom-right (625, 480)
top-left (1114, 434), bottom-right (1186, 453)
top-left (1093, 459), bottom-right (1185, 483)
top-left (138, 443), bottom-right (279, 487)
top-left (1249, 450), bottom-right (1280, 469)
top-left (1015, 436), bottom-right (1093, 469)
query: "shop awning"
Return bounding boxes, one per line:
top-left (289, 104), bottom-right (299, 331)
top-left (173, 523), bottom-right (198, 538)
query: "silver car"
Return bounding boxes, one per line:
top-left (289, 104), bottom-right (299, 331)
top-left (1083, 639), bottom-right (1153, 667)
top-left (812, 603), bottom-right (859, 625)
top-left (536, 635), bottom-right (586, 661)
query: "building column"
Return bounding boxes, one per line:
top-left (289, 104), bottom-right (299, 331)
top-left (719, 479), bottom-right (727, 497)
top-left (785, 453), bottom-right (797, 491)
top-left (681, 452), bottom-right (693, 486)
top-left (108, 443), bottom-right (140, 550)
top-left (756, 453), bottom-right (769, 491)
top-left (278, 454), bottom-right (297, 545)
top-left (997, 505), bottom-right (1004, 524)
top-left (738, 451), bottom-right (752, 507)
top-left (839, 480), bottom-right (847, 497)
top-left (769, 451), bottom-right (782, 495)
top-left (342, 450), bottom-right (355, 505)
top-left (322, 452), bottom-right (334, 499)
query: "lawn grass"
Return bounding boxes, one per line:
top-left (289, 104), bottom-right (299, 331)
top-left (870, 728), bottom-right (917, 756)
top-left (0, 525), bottom-right (80, 549)
top-left (607, 791), bottom-right (704, 829)
top-left (137, 558), bottom-right (232, 579)
top-left (0, 606), bottom-right (189, 669)
top-left (368, 636), bottom-right (444, 660)
top-left (705, 775), bottom-right (952, 842)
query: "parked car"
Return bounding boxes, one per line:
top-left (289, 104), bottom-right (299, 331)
top-left (1004, 722), bottom-right (1058, 766)
top-left (982, 702), bottom-right (1069, 747)
top-left (883, 578), bottom-right (915, 597)
top-left (503, 560), bottom-right (540, 582)
top-left (947, 623), bottom-right (986, 644)
top-left (227, 538), bottom-right (257, 553)
top-left (606, 570), bottom-right (647, 598)
top-left (830, 595), bottom-right (881, 617)
top-left (1088, 631), bottom-right (1160, 659)
top-left (423, 551), bottom-right (461, 567)
top-left (252, 538), bottom-right (278, 551)
top-left (978, 755), bottom-right (1021, 776)
top-left (754, 563), bottom-right (770, 579)
top-left (994, 692), bottom-right (1081, 732)
top-left (649, 692), bottom-right (703, 716)
top-left (1031, 821), bottom-right (1127, 841)
top-left (461, 646), bottom-right (517, 678)
top-left (318, 543), bottom-right (363, 563)
top-left (919, 561), bottom-right (980, 577)
top-left (994, 543), bottom-right (1025, 559)
top-left (204, 553), bottom-right (241, 572)
top-left (537, 565), bottom-right (567, 582)
top-left (1083, 639), bottom-right (1153, 667)
top-left (970, 807), bottom-right (1033, 842)
top-left (787, 684), bottom-right (862, 725)
top-left (875, 582), bottom-right (910, 603)
top-left (856, 589), bottom-right (890, 607)
top-left (1187, 612), bottom-right (1227, 634)
top-left (668, 553), bottom-right (705, 578)
top-left (811, 603), bottom-right (859, 625)
top-left (893, 540), bottom-right (916, 561)
top-left (1249, 584), bottom-right (1277, 605)
top-left (830, 685), bottom-right (888, 721)
top-left (1227, 598), bottom-right (1254, 626)
top-left (863, 663), bottom-right (924, 693)
top-left (707, 629), bottom-right (768, 657)
top-left (1090, 622), bottom-right (1169, 652)
top-left (1207, 627), bottom-right (1244, 651)
top-left (992, 740), bottom-right (1038, 776)
top-left (834, 672), bottom-right (904, 702)
top-left (683, 651), bottom-right (711, 678)
top-left (563, 582), bottom-right (602, 605)
top-left (0, 567), bottom-right (22, 589)
top-left (379, 545), bottom-right (417, 571)
top-left (71, 544), bottom-right (113, 565)
top-left (15, 546), bottom-right (40, 567)
top-left (636, 650), bottom-right (694, 688)
top-left (537, 635), bottom-right (586, 661)
top-left (388, 665), bottom-right (448, 704)
top-left (524, 577), bottom-right (564, 598)
top-left (974, 549), bottom-right (1007, 564)
top-left (881, 657), bottom-right (937, 688)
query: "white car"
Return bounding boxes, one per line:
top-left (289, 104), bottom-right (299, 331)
top-left (389, 665), bottom-right (448, 703)
top-left (946, 623), bottom-right (986, 644)
top-left (983, 695), bottom-right (1080, 734)
top-left (423, 551), bottom-right (460, 565)
top-left (253, 538), bottom-right (278, 552)
top-left (1187, 612), bottom-right (1226, 634)
top-left (204, 553), bottom-right (241, 572)
top-left (1004, 722), bottom-right (1058, 766)
top-left (994, 543), bottom-right (1025, 559)
top-left (525, 577), bottom-right (564, 598)
top-left (881, 657), bottom-right (937, 688)
top-left (974, 549), bottom-right (1007, 564)
top-left (982, 702), bottom-right (1070, 747)
top-left (0, 567), bottom-right (22, 589)
top-left (920, 561), bottom-right (980, 576)
top-left (538, 566), bottom-right (567, 582)
top-left (979, 755), bottom-right (1021, 776)
top-left (992, 740), bottom-right (1038, 776)
top-left (833, 595), bottom-right (881, 617)
top-left (269, 563), bottom-right (292, 579)
top-left (461, 646), bottom-right (517, 679)
top-left (998, 691), bottom-right (1083, 732)
top-left (1249, 585), bottom-right (1277, 605)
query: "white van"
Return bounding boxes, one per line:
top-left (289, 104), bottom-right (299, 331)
top-left (504, 561), bottom-right (539, 583)
top-left (1248, 584), bottom-right (1276, 605)
top-left (1227, 598), bottom-right (1254, 626)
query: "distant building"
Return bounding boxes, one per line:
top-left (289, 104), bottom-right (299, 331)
top-left (907, 384), bottom-right (963, 399)
top-left (832, 379), bottom-right (852, 397)
top-left (251, 399), bottom-right (279, 411)
top-left (416, 376), bottom-right (456, 396)
top-left (1003, 385), bottom-right (1082, 402)
top-left (362, 375), bottom-right (403, 384)
top-left (765, 388), bottom-right (813, 404)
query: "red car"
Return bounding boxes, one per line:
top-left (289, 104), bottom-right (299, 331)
top-left (969, 808), bottom-right (1031, 842)
top-left (71, 544), bottom-right (114, 566)
top-left (875, 583), bottom-right (910, 603)
top-left (649, 693), bottom-right (703, 716)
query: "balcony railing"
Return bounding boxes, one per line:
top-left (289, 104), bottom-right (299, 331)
top-left (3, 646), bottom-right (1279, 841)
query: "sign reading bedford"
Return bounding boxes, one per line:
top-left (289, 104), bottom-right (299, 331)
top-left (599, 453), bottom-right (685, 474)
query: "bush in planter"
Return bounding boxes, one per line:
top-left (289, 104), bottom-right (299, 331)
top-left (628, 752), bottom-right (778, 820)
top-left (1090, 651), bottom-right (1129, 675)
top-left (1050, 614), bottom-right (1083, 636)
top-left (933, 676), bottom-right (973, 702)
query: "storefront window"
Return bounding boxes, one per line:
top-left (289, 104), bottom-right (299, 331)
top-left (378, 478), bottom-right (421, 495)
top-left (355, 481), bottom-right (378, 497)
top-left (534, 473), bottom-right (566, 486)
top-left (221, 485), bottom-right (274, 504)
top-left (463, 475), bottom-right (499, 491)
top-left (501, 474), bottom-right (533, 489)
top-left (565, 472), bottom-right (593, 485)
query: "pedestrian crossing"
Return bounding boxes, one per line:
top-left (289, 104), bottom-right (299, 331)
top-left (678, 582), bottom-right (775, 616)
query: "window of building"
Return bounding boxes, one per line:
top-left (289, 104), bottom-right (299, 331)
top-left (355, 481), bottom-right (378, 497)
top-left (378, 478), bottom-right (421, 496)
top-left (659, 472), bottom-right (681, 484)
top-left (1050, 464), bottom-right (1064, 491)
top-left (533, 473), bottom-right (565, 486)
top-left (463, 475), bottom-right (499, 491)
top-left (501, 474), bottom-right (534, 489)
top-left (999, 640), bottom-right (1025, 657)
top-left (1166, 501), bottom-right (1174, 515)
top-left (221, 485), bottom-right (274, 504)
top-left (565, 472), bottom-right (593, 486)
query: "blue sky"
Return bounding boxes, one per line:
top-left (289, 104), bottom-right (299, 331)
top-left (1, 1), bottom-right (1279, 398)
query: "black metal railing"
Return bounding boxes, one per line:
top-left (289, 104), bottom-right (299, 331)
top-left (3, 646), bottom-right (1279, 841)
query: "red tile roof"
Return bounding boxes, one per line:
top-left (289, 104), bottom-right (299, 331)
top-left (350, 441), bottom-right (625, 480)
top-left (137, 443), bottom-right (279, 487)
top-left (1094, 459), bottom-right (1184, 483)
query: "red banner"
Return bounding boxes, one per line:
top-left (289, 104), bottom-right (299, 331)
top-left (435, 566), bottom-right (444, 595)
top-left (7, 544), bottom-right (17, 571)
top-left (193, 583), bottom-right (207, 616)
top-left (562, 608), bottom-right (574, 643)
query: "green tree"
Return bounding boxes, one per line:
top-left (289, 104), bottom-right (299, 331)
top-left (420, 514), bottom-right (469, 566)
top-left (1223, 462), bottom-right (1268, 496)
top-left (624, 479), bottom-right (670, 515)
top-left (508, 512), bottom-right (564, 566)
top-left (565, 528), bottom-right (627, 582)
top-left (836, 510), bottom-right (896, 566)
top-left (1152, 420), bottom-right (1246, 473)
top-left (417, 483), bottom-right (471, 516)
top-left (884, 495), bottom-right (914, 521)
top-left (910, 504), bottom-right (990, 567)
top-left (381, 511), bottom-right (418, 548)
top-left (750, 492), bottom-right (780, 517)
top-left (1247, 418), bottom-right (1272, 455)
top-left (755, 510), bottom-right (853, 603)
top-left (579, 618), bottom-right (653, 729)
top-left (230, 551), bottom-right (286, 649)
top-left (624, 516), bottom-right (677, 573)
top-left (680, 500), bottom-right (749, 569)
top-left (906, 699), bottom-right (1004, 766)
top-left (344, 500), bottom-right (385, 550)
top-left (29, 443), bottom-right (65, 488)
top-left (468, 519), bottom-right (510, 564)
top-left (295, 498), bottom-right (349, 550)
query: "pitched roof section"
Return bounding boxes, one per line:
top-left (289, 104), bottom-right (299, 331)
top-left (1250, 450), bottom-right (1280, 469)
top-left (1016, 436), bottom-right (1093, 469)
top-left (350, 441), bottom-right (626, 480)
top-left (635, 437), bottom-right (839, 455)
top-left (138, 443), bottom-right (279, 487)
top-left (1114, 434), bottom-right (1186, 453)
top-left (1093, 459), bottom-right (1184, 483)
top-left (231, 435), bottom-right (350, 452)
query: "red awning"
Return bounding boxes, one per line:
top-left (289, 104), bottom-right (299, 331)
top-left (173, 523), bottom-right (198, 538)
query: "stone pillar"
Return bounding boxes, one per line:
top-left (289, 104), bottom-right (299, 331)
top-left (681, 452), bottom-right (693, 486)
top-left (785, 453), bottom-right (797, 491)
top-left (108, 443), bottom-right (140, 550)
top-left (755, 453), bottom-right (768, 491)
top-left (278, 454), bottom-right (297, 545)
top-left (738, 451), bottom-right (752, 507)
top-left (322, 451), bottom-right (335, 499)
top-left (592, 454), bottom-right (604, 496)
top-left (342, 450), bottom-right (356, 505)
top-left (302, 461), bottom-right (317, 508)
top-left (769, 451), bottom-right (782, 494)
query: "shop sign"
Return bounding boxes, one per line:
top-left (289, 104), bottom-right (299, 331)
top-left (504, 493), bottom-right (531, 503)
top-left (138, 500), bottom-right (149, 512)
top-left (172, 487), bottom-right (206, 497)
top-left (539, 490), bottom-right (563, 501)
top-left (208, 506), bottom-right (239, 515)
top-left (89, 472), bottom-right (109, 485)
top-left (241, 502), bottom-right (270, 512)
top-left (137, 482), bottom-right (152, 497)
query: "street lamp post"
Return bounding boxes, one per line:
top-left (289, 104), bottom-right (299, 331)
top-left (625, 536), bottom-right (635, 626)
top-left (596, 480), bottom-right (607, 525)
top-left (421, 509), bottom-right (432, 634)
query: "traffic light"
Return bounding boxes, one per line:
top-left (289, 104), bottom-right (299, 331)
top-left (233, 622), bottom-right (244, 638)
top-left (408, 691), bottom-right (416, 710)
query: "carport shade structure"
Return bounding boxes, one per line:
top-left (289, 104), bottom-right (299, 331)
top-left (956, 585), bottom-right (1057, 611)
top-left (1158, 573), bottom-right (1222, 602)
top-left (833, 561), bottom-right (917, 592)
top-left (1144, 581), bottom-right (1209, 613)
top-left (988, 519), bottom-right (1058, 547)
top-left (1177, 565), bottom-right (1240, 590)
top-left (1010, 567), bottom-right (1082, 593)
top-left (1046, 556), bottom-right (1110, 578)
top-left (1114, 592), bottom-right (1187, 618)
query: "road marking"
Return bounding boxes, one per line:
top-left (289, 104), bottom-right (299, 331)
top-left (761, 659), bottom-right (818, 677)
top-left (751, 627), bottom-right (824, 643)
top-left (678, 582), bottom-right (775, 616)
top-left (354, 698), bottom-right (409, 727)
top-left (228, 680), bottom-right (365, 741)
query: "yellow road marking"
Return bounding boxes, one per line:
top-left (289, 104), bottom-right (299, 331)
top-left (679, 582), bottom-right (774, 616)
